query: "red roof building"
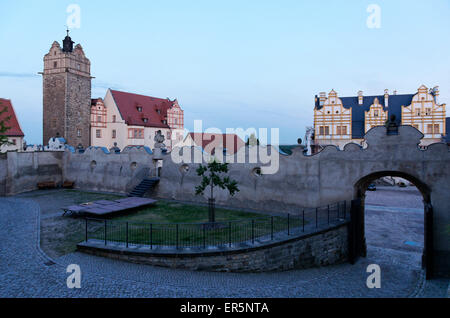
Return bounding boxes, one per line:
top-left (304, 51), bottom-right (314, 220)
top-left (90, 89), bottom-right (184, 151)
top-left (183, 133), bottom-right (245, 155)
top-left (0, 98), bottom-right (24, 137)
top-left (0, 98), bottom-right (25, 152)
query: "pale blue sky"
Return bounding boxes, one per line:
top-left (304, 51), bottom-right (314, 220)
top-left (1, 0), bottom-right (449, 145)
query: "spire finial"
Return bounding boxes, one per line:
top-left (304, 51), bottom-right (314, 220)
top-left (62, 27), bottom-right (74, 53)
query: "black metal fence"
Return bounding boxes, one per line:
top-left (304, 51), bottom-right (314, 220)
top-left (84, 200), bottom-right (348, 249)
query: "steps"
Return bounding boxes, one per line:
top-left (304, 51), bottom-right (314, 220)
top-left (128, 177), bottom-right (160, 197)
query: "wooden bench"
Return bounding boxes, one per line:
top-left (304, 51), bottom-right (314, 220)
top-left (37, 181), bottom-right (56, 189)
top-left (63, 181), bottom-right (75, 189)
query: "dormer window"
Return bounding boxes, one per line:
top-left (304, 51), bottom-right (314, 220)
top-left (137, 106), bottom-right (143, 112)
top-left (143, 118), bottom-right (148, 123)
top-left (156, 109), bottom-right (161, 114)
top-left (162, 120), bottom-right (167, 125)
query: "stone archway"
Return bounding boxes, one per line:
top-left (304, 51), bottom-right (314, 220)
top-left (352, 171), bottom-right (433, 279)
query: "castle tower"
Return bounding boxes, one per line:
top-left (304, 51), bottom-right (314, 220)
top-left (42, 31), bottom-right (92, 147)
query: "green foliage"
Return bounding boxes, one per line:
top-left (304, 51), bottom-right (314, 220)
top-left (195, 158), bottom-right (239, 199)
top-left (0, 101), bottom-right (12, 147)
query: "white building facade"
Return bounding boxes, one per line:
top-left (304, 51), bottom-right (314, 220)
top-left (90, 89), bottom-right (184, 152)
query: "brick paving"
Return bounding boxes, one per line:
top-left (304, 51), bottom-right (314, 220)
top-left (0, 187), bottom-right (448, 298)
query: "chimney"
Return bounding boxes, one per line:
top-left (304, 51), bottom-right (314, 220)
top-left (384, 89), bottom-right (389, 108)
top-left (319, 92), bottom-right (326, 106)
top-left (358, 90), bottom-right (363, 105)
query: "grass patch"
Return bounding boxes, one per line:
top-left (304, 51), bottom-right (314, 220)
top-left (86, 201), bottom-right (304, 247)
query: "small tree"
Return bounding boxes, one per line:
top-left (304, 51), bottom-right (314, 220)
top-left (195, 159), bottom-right (239, 223)
top-left (0, 101), bottom-right (11, 148)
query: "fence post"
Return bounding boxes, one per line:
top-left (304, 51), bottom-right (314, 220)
top-left (126, 222), bottom-right (129, 248)
top-left (176, 224), bottom-right (179, 249)
top-left (271, 216), bottom-right (274, 240)
top-left (302, 209), bottom-right (305, 232)
top-left (203, 224), bottom-right (206, 249)
top-left (344, 200), bottom-right (347, 219)
top-left (337, 202), bottom-right (340, 220)
top-left (315, 208), bottom-right (318, 228)
top-left (251, 219), bottom-right (255, 244)
top-left (229, 222), bottom-right (232, 247)
top-left (85, 218), bottom-right (88, 242)
top-left (104, 220), bottom-right (107, 246)
top-left (327, 205), bottom-right (330, 224)
top-left (287, 214), bottom-right (290, 236)
top-left (150, 224), bottom-right (153, 250)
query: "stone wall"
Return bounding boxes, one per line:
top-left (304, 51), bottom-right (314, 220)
top-left (0, 153), bottom-right (6, 196)
top-left (3, 151), bottom-right (63, 195)
top-left (42, 74), bottom-right (66, 145)
top-left (62, 147), bottom-right (155, 194)
top-left (0, 125), bottom-right (449, 276)
top-left (77, 223), bottom-right (349, 272)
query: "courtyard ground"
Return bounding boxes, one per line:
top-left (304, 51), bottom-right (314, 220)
top-left (25, 189), bottom-right (287, 259)
top-left (0, 186), bottom-right (448, 297)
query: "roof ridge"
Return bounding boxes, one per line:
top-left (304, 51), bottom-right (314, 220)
top-left (110, 89), bottom-right (170, 102)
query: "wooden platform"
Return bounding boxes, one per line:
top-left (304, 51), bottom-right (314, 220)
top-left (62, 197), bottom-right (157, 217)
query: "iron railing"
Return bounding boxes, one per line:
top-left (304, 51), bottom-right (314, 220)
top-left (84, 200), bottom-right (349, 249)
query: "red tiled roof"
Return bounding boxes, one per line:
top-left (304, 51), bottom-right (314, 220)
top-left (110, 90), bottom-right (174, 128)
top-left (188, 133), bottom-right (245, 154)
top-left (0, 98), bottom-right (24, 137)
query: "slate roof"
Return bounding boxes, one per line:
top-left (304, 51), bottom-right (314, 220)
top-left (110, 90), bottom-right (176, 128)
top-left (315, 93), bottom-right (415, 139)
top-left (0, 98), bottom-right (24, 137)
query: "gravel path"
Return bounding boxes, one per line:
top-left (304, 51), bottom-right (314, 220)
top-left (0, 190), bottom-right (448, 298)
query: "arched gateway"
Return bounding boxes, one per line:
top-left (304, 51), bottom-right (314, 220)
top-left (352, 171), bottom-right (433, 278)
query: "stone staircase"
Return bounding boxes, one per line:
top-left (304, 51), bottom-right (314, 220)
top-left (128, 177), bottom-right (160, 197)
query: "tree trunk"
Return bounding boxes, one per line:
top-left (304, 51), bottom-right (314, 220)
top-left (208, 198), bottom-right (216, 223)
top-left (208, 180), bottom-right (215, 223)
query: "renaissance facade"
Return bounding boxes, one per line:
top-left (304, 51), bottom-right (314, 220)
top-left (90, 89), bottom-right (184, 151)
top-left (313, 85), bottom-right (447, 149)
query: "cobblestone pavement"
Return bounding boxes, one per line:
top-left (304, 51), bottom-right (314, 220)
top-left (0, 188), bottom-right (448, 297)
